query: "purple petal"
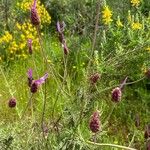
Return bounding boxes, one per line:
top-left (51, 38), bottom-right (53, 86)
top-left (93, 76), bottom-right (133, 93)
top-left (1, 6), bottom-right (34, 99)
top-left (33, 0), bottom-right (37, 8)
top-left (56, 21), bottom-right (61, 33)
top-left (27, 39), bottom-right (32, 46)
top-left (27, 69), bottom-right (33, 78)
top-left (34, 73), bottom-right (48, 85)
top-left (120, 76), bottom-right (128, 90)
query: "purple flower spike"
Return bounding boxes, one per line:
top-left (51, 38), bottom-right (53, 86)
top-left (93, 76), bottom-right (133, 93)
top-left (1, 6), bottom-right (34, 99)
top-left (111, 87), bottom-right (122, 102)
top-left (89, 111), bottom-right (101, 133)
top-left (34, 73), bottom-right (48, 86)
top-left (31, 0), bottom-right (40, 26)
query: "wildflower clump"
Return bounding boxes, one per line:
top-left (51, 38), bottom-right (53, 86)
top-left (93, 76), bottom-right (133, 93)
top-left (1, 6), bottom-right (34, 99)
top-left (102, 5), bottom-right (113, 25)
top-left (18, 0), bottom-right (51, 25)
top-left (131, 0), bottom-right (141, 7)
top-left (15, 21), bottom-right (40, 51)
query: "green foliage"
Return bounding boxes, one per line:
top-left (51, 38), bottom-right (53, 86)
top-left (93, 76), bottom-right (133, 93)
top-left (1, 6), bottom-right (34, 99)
top-left (0, 0), bottom-right (150, 149)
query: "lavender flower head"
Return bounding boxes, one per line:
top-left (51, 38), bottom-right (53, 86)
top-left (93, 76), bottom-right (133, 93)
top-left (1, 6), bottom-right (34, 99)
top-left (111, 77), bottom-right (128, 102)
top-left (111, 87), bottom-right (122, 102)
top-left (90, 73), bottom-right (100, 84)
top-left (8, 98), bottom-right (16, 108)
top-left (89, 111), bottom-right (101, 133)
top-left (56, 21), bottom-right (65, 43)
top-left (31, 0), bottom-right (40, 26)
top-left (144, 124), bottom-right (150, 139)
top-left (27, 39), bottom-right (32, 54)
top-left (27, 69), bottom-right (33, 87)
top-left (31, 73), bottom-right (48, 93)
top-left (56, 21), bottom-right (65, 34)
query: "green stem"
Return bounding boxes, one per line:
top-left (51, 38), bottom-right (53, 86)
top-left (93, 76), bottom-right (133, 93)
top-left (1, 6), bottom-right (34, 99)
top-left (41, 80), bottom-right (47, 137)
top-left (21, 93), bottom-right (33, 119)
top-left (89, 76), bottom-right (145, 99)
top-left (86, 140), bottom-right (137, 150)
top-left (102, 104), bottom-right (116, 129)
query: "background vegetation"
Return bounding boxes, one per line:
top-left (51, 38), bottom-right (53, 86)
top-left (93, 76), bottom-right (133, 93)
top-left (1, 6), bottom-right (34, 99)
top-left (0, 0), bottom-right (150, 149)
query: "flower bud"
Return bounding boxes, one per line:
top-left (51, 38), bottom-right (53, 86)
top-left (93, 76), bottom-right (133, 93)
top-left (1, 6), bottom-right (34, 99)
top-left (111, 87), bottom-right (122, 102)
top-left (144, 124), bottom-right (150, 139)
top-left (90, 73), bottom-right (100, 84)
top-left (145, 69), bottom-right (150, 79)
top-left (8, 98), bottom-right (16, 108)
top-left (30, 82), bottom-right (38, 93)
top-left (89, 111), bottom-right (101, 133)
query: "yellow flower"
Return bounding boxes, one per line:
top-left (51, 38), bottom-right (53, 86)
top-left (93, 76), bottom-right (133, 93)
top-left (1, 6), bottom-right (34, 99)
top-left (116, 17), bottom-right (123, 27)
top-left (16, 22), bottom-right (22, 30)
top-left (131, 22), bottom-right (142, 30)
top-left (47, 59), bottom-right (51, 63)
top-left (146, 47), bottom-right (150, 51)
top-left (0, 31), bottom-right (13, 44)
top-left (131, 0), bottom-right (141, 7)
top-left (102, 6), bottom-right (113, 25)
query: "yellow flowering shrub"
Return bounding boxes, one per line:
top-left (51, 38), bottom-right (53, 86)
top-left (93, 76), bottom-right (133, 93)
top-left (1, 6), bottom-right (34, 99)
top-left (17, 0), bottom-right (51, 25)
top-left (102, 6), bottom-right (113, 25)
top-left (0, 0), bottom-right (51, 62)
top-left (0, 20), bottom-right (41, 61)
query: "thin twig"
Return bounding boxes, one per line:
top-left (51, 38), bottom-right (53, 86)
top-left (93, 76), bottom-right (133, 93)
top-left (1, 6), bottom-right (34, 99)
top-left (87, 0), bottom-right (101, 69)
